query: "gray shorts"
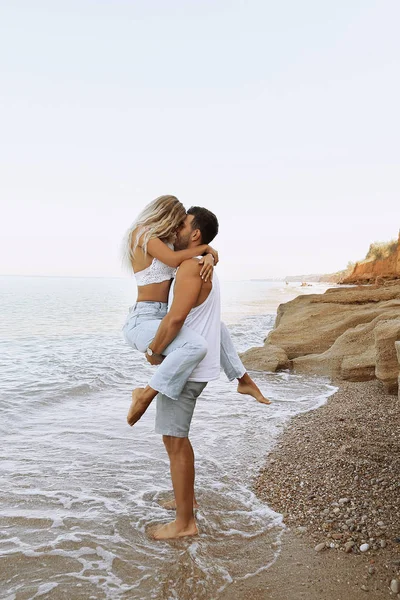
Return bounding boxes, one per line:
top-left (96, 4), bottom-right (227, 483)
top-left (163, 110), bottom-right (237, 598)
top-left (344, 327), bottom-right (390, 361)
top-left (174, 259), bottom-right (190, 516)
top-left (155, 381), bottom-right (207, 438)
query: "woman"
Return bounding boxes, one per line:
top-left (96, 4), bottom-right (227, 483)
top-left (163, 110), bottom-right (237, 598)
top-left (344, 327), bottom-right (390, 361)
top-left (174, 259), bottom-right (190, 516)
top-left (123, 195), bottom-right (271, 426)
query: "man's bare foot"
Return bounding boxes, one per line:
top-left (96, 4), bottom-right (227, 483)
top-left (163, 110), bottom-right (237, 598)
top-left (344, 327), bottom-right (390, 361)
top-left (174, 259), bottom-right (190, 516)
top-left (161, 498), bottom-right (199, 510)
top-left (152, 520), bottom-right (198, 540)
top-left (127, 388), bottom-right (153, 426)
top-left (237, 374), bottom-right (271, 405)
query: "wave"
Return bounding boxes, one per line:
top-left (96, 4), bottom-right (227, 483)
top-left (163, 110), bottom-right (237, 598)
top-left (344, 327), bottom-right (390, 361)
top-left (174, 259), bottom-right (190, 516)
top-left (1, 314), bottom-right (276, 409)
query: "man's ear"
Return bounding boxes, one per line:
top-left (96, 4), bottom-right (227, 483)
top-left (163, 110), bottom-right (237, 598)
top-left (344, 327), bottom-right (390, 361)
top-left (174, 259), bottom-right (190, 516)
top-left (191, 228), bottom-right (202, 243)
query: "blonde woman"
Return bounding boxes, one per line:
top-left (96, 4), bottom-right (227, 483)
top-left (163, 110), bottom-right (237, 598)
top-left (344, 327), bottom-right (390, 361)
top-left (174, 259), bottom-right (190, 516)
top-left (123, 195), bottom-right (270, 426)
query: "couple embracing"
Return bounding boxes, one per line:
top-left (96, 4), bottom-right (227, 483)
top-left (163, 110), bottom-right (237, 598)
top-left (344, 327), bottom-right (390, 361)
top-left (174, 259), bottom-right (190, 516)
top-left (122, 196), bottom-right (271, 540)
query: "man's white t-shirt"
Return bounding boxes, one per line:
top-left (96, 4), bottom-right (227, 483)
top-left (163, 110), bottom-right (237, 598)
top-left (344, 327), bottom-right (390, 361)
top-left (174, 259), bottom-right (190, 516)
top-left (168, 268), bottom-right (221, 382)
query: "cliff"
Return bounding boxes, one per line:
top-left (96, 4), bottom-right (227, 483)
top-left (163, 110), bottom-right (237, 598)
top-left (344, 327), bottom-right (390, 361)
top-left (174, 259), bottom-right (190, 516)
top-left (343, 233), bottom-right (400, 284)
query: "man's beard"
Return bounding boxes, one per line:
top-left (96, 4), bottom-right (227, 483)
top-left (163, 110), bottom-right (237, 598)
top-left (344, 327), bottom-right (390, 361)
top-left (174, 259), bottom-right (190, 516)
top-left (174, 233), bottom-right (191, 250)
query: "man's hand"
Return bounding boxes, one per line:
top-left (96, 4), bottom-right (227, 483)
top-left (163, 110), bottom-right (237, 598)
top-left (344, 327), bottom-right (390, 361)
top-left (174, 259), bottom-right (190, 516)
top-left (145, 353), bottom-right (164, 366)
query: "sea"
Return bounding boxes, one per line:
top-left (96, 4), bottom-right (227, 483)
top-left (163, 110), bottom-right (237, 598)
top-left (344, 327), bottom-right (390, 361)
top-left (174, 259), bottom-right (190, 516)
top-left (0, 276), bottom-right (337, 600)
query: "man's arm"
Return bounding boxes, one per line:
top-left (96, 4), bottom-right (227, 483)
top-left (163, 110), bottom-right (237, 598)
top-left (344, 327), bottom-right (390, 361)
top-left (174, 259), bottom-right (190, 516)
top-left (148, 260), bottom-right (203, 357)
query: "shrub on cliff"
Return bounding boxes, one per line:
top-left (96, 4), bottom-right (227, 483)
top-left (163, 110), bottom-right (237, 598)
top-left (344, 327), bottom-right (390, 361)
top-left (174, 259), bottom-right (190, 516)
top-left (363, 239), bottom-right (398, 262)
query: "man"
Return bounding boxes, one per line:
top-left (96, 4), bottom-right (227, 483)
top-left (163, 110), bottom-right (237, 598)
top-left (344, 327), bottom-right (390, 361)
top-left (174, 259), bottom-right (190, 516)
top-left (146, 206), bottom-right (221, 540)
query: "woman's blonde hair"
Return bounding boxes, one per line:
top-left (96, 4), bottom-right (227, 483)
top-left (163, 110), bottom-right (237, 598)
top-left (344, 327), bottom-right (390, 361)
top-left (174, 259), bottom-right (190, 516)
top-left (122, 195), bottom-right (186, 270)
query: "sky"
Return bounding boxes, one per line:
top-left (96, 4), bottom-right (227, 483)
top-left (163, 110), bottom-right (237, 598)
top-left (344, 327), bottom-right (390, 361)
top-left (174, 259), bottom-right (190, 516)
top-left (1, 0), bottom-right (399, 280)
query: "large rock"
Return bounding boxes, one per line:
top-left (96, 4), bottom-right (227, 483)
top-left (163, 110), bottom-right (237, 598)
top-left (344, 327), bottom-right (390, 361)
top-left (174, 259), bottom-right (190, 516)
top-left (269, 288), bottom-right (400, 360)
top-left (396, 341), bottom-right (400, 400)
top-left (240, 345), bottom-right (290, 372)
top-left (292, 311), bottom-right (399, 383)
top-left (243, 284), bottom-right (400, 387)
top-left (374, 319), bottom-right (400, 394)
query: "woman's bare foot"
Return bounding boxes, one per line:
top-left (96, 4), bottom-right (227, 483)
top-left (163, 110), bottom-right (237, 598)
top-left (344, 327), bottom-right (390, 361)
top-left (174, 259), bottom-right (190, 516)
top-left (161, 498), bottom-right (199, 510)
top-left (152, 520), bottom-right (198, 540)
top-left (237, 373), bottom-right (271, 405)
top-left (127, 388), bottom-right (153, 426)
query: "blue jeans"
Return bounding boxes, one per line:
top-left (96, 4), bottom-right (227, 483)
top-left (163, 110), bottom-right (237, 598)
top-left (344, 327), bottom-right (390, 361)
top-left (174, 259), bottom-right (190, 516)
top-left (123, 302), bottom-right (245, 400)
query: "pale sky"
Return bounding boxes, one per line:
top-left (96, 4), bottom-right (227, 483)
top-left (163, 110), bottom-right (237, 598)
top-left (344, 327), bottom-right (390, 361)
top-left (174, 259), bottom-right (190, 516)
top-left (1, 0), bottom-right (399, 280)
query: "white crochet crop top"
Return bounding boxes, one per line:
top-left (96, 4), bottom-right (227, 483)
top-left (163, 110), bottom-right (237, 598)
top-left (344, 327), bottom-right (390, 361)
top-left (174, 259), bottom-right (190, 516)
top-left (134, 244), bottom-right (176, 286)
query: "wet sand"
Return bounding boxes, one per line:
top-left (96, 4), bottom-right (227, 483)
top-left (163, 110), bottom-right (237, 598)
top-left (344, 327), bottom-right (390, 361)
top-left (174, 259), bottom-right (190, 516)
top-left (221, 530), bottom-right (391, 600)
top-left (221, 380), bottom-right (400, 599)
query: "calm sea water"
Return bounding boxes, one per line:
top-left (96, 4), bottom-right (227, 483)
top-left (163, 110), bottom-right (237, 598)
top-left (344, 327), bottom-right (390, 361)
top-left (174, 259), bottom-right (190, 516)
top-left (0, 276), bottom-right (336, 600)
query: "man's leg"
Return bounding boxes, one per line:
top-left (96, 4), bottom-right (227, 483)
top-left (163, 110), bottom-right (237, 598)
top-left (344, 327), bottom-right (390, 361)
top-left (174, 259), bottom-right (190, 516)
top-left (152, 436), bottom-right (197, 540)
top-left (152, 381), bottom-right (207, 540)
top-left (161, 435), bottom-right (199, 509)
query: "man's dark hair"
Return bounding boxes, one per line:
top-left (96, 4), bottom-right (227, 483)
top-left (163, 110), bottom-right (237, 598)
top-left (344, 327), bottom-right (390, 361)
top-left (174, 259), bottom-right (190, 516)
top-left (187, 206), bottom-right (219, 244)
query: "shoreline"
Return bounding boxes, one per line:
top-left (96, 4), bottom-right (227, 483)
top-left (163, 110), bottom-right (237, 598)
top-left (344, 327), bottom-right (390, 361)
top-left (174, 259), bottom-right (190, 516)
top-left (221, 379), bottom-right (400, 599)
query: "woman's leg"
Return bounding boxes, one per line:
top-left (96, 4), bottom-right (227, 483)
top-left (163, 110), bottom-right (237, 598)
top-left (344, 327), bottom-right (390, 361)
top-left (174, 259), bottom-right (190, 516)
top-left (220, 322), bottom-right (246, 381)
top-left (126, 320), bottom-right (208, 426)
top-left (220, 322), bottom-right (271, 405)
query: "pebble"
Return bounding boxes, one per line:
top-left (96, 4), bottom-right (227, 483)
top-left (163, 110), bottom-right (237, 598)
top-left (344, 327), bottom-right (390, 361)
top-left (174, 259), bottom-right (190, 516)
top-left (360, 585), bottom-right (369, 592)
top-left (380, 539), bottom-right (386, 548)
top-left (315, 543), bottom-right (326, 552)
top-left (344, 541), bottom-right (354, 553)
top-left (297, 526), bottom-right (307, 534)
top-left (360, 543), bottom-right (370, 552)
top-left (390, 579), bottom-right (400, 594)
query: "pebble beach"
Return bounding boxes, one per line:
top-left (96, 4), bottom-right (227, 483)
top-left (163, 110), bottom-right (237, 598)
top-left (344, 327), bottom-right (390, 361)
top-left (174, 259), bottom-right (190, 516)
top-left (248, 379), bottom-right (400, 599)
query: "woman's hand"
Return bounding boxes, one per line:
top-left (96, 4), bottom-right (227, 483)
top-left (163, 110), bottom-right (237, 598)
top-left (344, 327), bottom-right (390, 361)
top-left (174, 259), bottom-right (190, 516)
top-left (205, 245), bottom-right (219, 265)
top-left (198, 254), bottom-right (214, 282)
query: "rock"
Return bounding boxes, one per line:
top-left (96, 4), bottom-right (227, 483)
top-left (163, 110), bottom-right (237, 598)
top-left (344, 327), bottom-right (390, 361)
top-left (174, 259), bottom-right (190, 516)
top-left (368, 566), bottom-right (375, 575)
top-left (390, 579), bottom-right (400, 594)
top-left (374, 319), bottom-right (400, 394)
top-left (380, 539), bottom-right (386, 548)
top-left (344, 541), bottom-right (355, 553)
top-left (396, 341), bottom-right (400, 401)
top-left (240, 344), bottom-right (290, 372)
top-left (242, 283), bottom-right (400, 382)
top-left (296, 311), bottom-right (400, 381)
top-left (315, 542), bottom-right (326, 552)
top-left (297, 526), bottom-right (307, 534)
top-left (360, 585), bottom-right (369, 592)
top-left (360, 543), bottom-right (370, 552)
